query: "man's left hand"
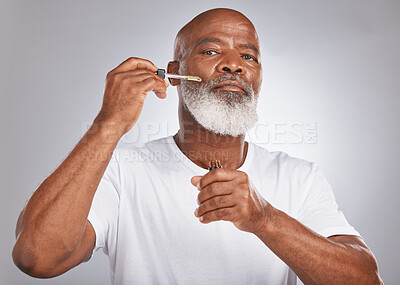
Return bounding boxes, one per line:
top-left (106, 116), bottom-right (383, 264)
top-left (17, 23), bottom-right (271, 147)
top-left (191, 169), bottom-right (270, 234)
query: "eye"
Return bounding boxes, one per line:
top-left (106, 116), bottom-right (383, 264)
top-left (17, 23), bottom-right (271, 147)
top-left (242, 54), bottom-right (256, 61)
top-left (204, 50), bottom-right (218, 55)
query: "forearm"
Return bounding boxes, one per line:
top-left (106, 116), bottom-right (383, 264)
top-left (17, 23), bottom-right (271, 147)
top-left (254, 204), bottom-right (381, 285)
top-left (13, 119), bottom-right (122, 266)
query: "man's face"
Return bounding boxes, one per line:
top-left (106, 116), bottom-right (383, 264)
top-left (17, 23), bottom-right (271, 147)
top-left (175, 12), bottom-right (262, 136)
top-left (178, 14), bottom-right (262, 96)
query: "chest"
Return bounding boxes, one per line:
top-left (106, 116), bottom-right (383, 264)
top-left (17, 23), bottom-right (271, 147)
top-left (112, 168), bottom-right (295, 284)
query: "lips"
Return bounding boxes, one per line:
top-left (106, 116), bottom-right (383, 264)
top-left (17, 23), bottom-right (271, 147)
top-left (212, 80), bottom-right (246, 93)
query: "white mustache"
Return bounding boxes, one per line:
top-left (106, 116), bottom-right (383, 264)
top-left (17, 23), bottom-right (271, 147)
top-left (203, 74), bottom-right (254, 97)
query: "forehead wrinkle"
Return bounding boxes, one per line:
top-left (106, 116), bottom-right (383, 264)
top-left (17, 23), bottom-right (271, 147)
top-left (174, 9), bottom-right (260, 61)
top-left (195, 37), bottom-right (260, 56)
top-left (190, 22), bottom-right (260, 51)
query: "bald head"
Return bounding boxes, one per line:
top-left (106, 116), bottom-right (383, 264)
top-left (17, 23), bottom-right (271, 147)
top-left (173, 8), bottom-right (259, 61)
top-left (167, 8), bottom-right (262, 95)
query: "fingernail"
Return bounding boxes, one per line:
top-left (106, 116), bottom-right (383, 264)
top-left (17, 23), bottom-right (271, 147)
top-left (197, 198), bottom-right (200, 205)
top-left (196, 182), bottom-right (201, 190)
top-left (199, 216), bottom-right (204, 222)
top-left (194, 208), bottom-right (199, 217)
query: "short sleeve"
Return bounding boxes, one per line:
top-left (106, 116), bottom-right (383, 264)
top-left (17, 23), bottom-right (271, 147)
top-left (297, 163), bottom-right (360, 238)
top-left (87, 153), bottom-right (120, 255)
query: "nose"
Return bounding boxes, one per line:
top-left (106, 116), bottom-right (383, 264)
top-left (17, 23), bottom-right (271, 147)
top-left (217, 51), bottom-right (245, 75)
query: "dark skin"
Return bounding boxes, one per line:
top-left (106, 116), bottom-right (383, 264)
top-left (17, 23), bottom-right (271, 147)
top-left (170, 9), bottom-right (382, 284)
top-left (12, 57), bottom-right (168, 277)
top-left (12, 8), bottom-right (382, 284)
top-left (169, 9), bottom-right (262, 171)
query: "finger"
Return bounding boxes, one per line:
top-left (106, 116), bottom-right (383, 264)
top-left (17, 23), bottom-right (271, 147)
top-left (112, 68), bottom-right (157, 78)
top-left (108, 57), bottom-right (158, 75)
top-left (191, 176), bottom-right (203, 189)
top-left (140, 77), bottom-right (168, 99)
top-left (197, 168), bottom-right (239, 190)
top-left (197, 181), bottom-right (235, 205)
top-left (112, 71), bottom-right (168, 96)
top-left (195, 194), bottom-right (235, 217)
top-left (198, 207), bottom-right (235, 224)
top-left (154, 89), bottom-right (167, 99)
top-left (112, 69), bottom-right (168, 87)
top-left (152, 81), bottom-right (169, 98)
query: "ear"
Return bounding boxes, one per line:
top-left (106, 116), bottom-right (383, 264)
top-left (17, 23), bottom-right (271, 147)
top-left (167, 61), bottom-right (180, 86)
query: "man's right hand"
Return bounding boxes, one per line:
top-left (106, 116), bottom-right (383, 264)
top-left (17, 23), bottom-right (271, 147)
top-left (12, 57), bottom-right (168, 278)
top-left (95, 57), bottom-right (169, 134)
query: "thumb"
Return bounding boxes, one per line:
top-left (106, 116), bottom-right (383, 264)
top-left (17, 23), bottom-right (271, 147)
top-left (191, 176), bottom-right (203, 189)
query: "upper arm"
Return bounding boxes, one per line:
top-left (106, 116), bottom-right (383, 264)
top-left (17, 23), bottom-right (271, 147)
top-left (298, 164), bottom-right (360, 238)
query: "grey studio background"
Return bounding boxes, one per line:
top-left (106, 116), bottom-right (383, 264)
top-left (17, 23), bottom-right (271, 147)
top-left (1, 0), bottom-right (399, 284)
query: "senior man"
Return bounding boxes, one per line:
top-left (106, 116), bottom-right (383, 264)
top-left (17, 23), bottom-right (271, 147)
top-left (12, 8), bottom-right (382, 285)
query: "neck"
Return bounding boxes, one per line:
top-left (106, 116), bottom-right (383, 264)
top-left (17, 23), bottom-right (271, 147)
top-left (174, 106), bottom-right (248, 170)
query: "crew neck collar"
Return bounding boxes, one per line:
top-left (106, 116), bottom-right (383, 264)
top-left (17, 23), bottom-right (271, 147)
top-left (165, 135), bottom-right (253, 174)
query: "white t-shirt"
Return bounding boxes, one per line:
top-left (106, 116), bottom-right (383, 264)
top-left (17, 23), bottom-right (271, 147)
top-left (87, 136), bottom-right (359, 285)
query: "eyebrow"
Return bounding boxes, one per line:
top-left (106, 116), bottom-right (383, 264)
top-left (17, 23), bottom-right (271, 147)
top-left (239, 43), bottom-right (259, 55)
top-left (195, 37), bottom-right (221, 47)
top-left (195, 37), bottom-right (259, 55)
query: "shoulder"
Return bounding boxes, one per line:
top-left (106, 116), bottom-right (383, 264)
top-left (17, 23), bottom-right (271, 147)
top-left (249, 142), bottom-right (315, 176)
top-left (247, 143), bottom-right (324, 214)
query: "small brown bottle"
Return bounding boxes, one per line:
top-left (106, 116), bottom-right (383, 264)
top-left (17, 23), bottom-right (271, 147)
top-left (208, 160), bottom-right (222, 171)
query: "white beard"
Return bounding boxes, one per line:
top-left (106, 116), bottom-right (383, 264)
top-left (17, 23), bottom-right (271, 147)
top-left (179, 74), bottom-right (259, 137)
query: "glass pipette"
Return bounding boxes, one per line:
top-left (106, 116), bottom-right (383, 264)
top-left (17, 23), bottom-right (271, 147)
top-left (156, 69), bottom-right (202, 82)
